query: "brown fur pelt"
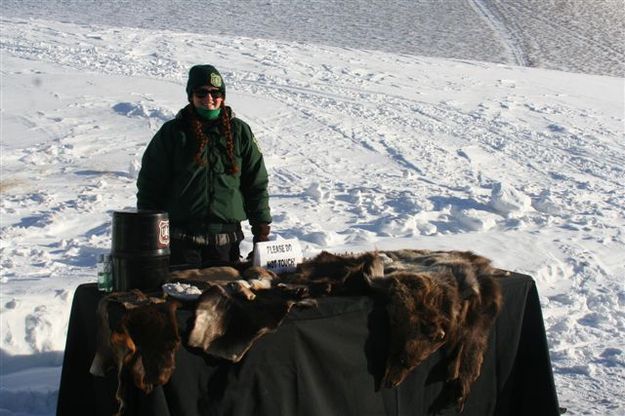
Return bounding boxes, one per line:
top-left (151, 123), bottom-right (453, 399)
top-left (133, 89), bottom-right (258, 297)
top-left (90, 290), bottom-right (181, 416)
top-left (278, 250), bottom-right (385, 296)
top-left (188, 283), bottom-right (308, 362)
top-left (168, 265), bottom-right (277, 300)
top-left (378, 249), bottom-right (505, 411)
top-left (378, 270), bottom-right (460, 389)
top-left (169, 265), bottom-right (241, 282)
top-left (92, 249), bottom-right (504, 413)
top-left (276, 249), bottom-right (505, 410)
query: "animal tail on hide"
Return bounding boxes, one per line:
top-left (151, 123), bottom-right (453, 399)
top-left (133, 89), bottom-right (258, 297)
top-left (110, 329), bottom-right (137, 416)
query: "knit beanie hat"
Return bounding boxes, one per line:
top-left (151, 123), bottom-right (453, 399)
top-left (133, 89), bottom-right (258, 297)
top-left (186, 65), bottom-right (226, 101)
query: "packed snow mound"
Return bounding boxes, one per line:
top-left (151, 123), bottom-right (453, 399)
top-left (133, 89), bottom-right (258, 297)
top-left (112, 101), bottom-right (174, 121)
top-left (532, 190), bottom-right (561, 215)
top-left (451, 207), bottom-right (499, 232)
top-left (374, 214), bottom-right (421, 237)
top-left (488, 182), bottom-right (532, 217)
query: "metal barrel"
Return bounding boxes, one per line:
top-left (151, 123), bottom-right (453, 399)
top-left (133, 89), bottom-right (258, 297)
top-left (111, 209), bottom-right (170, 291)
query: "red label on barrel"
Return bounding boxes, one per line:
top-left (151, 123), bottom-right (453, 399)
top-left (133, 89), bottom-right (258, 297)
top-left (158, 219), bottom-right (170, 248)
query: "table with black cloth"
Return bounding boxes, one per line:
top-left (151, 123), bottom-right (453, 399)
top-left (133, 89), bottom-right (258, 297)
top-left (57, 273), bottom-right (560, 416)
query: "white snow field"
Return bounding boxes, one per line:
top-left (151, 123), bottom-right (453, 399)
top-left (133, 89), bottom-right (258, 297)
top-left (2, 0), bottom-right (624, 77)
top-left (1, 3), bottom-right (624, 415)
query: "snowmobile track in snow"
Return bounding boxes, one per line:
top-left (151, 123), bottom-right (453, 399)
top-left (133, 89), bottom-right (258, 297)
top-left (467, 0), bottom-right (529, 67)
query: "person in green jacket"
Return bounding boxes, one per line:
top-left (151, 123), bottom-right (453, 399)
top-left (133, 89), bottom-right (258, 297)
top-left (137, 64), bottom-right (271, 267)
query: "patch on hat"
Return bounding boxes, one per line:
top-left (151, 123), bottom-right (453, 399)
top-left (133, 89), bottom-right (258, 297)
top-left (210, 73), bottom-right (223, 88)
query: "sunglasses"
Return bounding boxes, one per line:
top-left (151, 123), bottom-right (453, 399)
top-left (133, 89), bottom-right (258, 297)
top-left (193, 88), bottom-right (224, 99)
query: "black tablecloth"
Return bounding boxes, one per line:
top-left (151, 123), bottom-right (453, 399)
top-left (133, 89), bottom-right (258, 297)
top-left (57, 273), bottom-right (560, 416)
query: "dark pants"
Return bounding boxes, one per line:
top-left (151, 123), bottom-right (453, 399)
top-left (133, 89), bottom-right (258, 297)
top-left (169, 238), bottom-right (241, 268)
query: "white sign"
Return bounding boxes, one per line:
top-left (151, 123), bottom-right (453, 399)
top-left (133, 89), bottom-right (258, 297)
top-left (253, 237), bottom-right (303, 273)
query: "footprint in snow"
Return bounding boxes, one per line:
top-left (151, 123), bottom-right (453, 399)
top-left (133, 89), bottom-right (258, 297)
top-left (24, 305), bottom-right (54, 353)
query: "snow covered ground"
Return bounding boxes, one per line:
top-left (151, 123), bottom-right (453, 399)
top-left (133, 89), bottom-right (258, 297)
top-left (3, 0), bottom-right (624, 77)
top-left (1, 3), bottom-right (624, 415)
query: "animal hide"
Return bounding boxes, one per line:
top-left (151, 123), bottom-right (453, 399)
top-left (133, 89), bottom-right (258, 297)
top-left (90, 290), bottom-right (180, 416)
top-left (257, 249), bottom-right (504, 410)
top-left (378, 270), bottom-right (459, 389)
top-left (280, 250), bottom-right (385, 295)
top-left (378, 249), bottom-right (505, 410)
top-left (92, 248), bottom-right (505, 413)
top-left (187, 249), bottom-right (503, 409)
top-left (169, 265), bottom-right (241, 282)
top-left (187, 284), bottom-right (305, 362)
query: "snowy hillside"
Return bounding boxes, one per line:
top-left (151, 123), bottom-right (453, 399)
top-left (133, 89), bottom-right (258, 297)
top-left (1, 9), bottom-right (624, 416)
top-left (2, 0), bottom-right (624, 77)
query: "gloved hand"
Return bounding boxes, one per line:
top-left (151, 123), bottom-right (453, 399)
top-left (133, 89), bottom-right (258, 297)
top-left (251, 223), bottom-right (271, 243)
top-left (248, 223), bottom-right (270, 261)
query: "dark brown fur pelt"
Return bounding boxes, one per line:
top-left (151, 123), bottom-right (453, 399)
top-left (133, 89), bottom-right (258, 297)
top-left (380, 249), bottom-right (493, 299)
top-left (263, 248), bottom-right (503, 409)
top-left (378, 249), bottom-right (504, 410)
top-left (97, 249), bottom-right (504, 413)
top-left (112, 300), bottom-right (181, 394)
top-left (379, 270), bottom-right (461, 389)
top-left (278, 250), bottom-right (385, 295)
top-left (90, 290), bottom-right (180, 416)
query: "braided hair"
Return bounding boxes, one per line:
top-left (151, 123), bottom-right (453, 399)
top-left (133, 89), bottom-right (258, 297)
top-left (186, 103), bottom-right (239, 175)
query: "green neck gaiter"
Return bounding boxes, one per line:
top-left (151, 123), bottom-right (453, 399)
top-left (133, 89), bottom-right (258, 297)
top-left (196, 107), bottom-right (221, 121)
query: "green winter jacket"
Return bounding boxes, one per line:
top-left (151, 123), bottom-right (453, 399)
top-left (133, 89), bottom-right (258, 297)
top-left (136, 106), bottom-right (271, 233)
